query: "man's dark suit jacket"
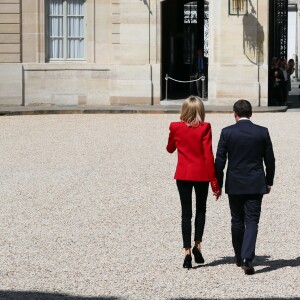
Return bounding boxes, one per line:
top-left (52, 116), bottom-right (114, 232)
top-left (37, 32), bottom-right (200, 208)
top-left (193, 56), bottom-right (208, 75)
top-left (215, 119), bottom-right (275, 195)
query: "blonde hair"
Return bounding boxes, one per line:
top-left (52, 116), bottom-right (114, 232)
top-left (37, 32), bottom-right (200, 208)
top-left (180, 96), bottom-right (205, 127)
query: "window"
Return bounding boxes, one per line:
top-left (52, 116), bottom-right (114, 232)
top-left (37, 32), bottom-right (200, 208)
top-left (47, 0), bottom-right (85, 60)
top-left (229, 0), bottom-right (248, 15)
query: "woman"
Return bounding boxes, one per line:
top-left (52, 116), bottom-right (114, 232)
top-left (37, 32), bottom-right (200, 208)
top-left (166, 96), bottom-right (221, 269)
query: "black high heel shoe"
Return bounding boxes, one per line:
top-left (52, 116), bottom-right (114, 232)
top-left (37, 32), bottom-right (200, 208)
top-left (183, 254), bottom-right (192, 269)
top-left (192, 246), bottom-right (205, 264)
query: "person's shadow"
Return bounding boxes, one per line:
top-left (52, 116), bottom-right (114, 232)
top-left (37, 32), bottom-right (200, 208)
top-left (192, 256), bottom-right (233, 269)
top-left (192, 256), bottom-right (300, 273)
top-left (254, 255), bottom-right (300, 274)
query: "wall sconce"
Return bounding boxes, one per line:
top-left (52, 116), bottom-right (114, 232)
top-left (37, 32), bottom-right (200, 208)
top-left (229, 0), bottom-right (248, 15)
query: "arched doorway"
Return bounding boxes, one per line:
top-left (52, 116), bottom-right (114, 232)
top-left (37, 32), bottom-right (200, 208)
top-left (161, 0), bottom-right (208, 100)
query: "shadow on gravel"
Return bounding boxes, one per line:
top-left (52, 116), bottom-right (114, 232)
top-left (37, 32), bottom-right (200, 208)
top-left (0, 291), bottom-right (121, 300)
top-left (254, 255), bottom-right (300, 274)
top-left (171, 297), bottom-right (300, 300)
top-left (195, 256), bottom-right (234, 268)
top-left (192, 255), bottom-right (300, 274)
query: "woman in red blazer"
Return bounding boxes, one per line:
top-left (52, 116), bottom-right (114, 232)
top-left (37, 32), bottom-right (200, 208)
top-left (166, 96), bottom-right (220, 269)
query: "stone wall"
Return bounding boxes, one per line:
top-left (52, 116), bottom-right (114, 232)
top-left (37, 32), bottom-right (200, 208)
top-left (0, 0), bottom-right (272, 106)
top-left (208, 0), bottom-right (269, 106)
top-left (0, 0), bottom-right (22, 105)
top-left (0, 0), bottom-right (21, 63)
top-left (0, 0), bottom-right (159, 106)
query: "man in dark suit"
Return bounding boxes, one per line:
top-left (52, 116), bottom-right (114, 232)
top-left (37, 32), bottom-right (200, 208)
top-left (215, 99), bottom-right (275, 275)
top-left (193, 49), bottom-right (208, 97)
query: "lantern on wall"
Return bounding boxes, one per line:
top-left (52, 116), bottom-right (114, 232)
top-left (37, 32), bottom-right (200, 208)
top-left (229, 0), bottom-right (248, 15)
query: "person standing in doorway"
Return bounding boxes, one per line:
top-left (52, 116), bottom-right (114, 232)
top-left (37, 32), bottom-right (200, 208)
top-left (166, 96), bottom-right (220, 269)
top-left (215, 100), bottom-right (275, 275)
top-left (279, 58), bottom-right (288, 106)
top-left (193, 49), bottom-right (208, 98)
top-left (287, 58), bottom-right (295, 99)
top-left (269, 57), bottom-right (284, 106)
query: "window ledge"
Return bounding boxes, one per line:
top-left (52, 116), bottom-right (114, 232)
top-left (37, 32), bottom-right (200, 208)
top-left (22, 63), bottom-right (111, 71)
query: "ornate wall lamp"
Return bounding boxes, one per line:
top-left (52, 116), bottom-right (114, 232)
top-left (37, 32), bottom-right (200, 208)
top-left (229, 0), bottom-right (248, 15)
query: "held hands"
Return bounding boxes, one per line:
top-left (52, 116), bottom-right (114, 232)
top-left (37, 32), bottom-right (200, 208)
top-left (211, 179), bottom-right (222, 201)
top-left (214, 189), bottom-right (222, 200)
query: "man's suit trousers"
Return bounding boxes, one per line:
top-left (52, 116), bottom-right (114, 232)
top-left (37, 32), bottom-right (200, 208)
top-left (228, 195), bottom-right (263, 262)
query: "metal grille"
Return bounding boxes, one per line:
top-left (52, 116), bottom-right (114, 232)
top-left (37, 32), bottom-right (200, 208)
top-left (184, 1), bottom-right (197, 24)
top-left (204, 1), bottom-right (209, 57)
top-left (183, 1), bottom-right (210, 63)
top-left (184, 1), bottom-right (197, 64)
top-left (274, 0), bottom-right (288, 58)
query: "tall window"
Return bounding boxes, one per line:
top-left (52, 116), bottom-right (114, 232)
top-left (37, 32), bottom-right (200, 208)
top-left (47, 0), bottom-right (85, 60)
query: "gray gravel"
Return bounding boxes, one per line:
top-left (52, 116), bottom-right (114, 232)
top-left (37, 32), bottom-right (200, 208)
top-left (0, 112), bottom-right (299, 300)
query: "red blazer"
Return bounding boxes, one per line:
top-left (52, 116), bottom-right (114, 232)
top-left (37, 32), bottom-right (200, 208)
top-left (166, 121), bottom-right (218, 186)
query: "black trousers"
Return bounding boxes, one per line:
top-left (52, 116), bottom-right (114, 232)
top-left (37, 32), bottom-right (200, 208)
top-left (229, 194), bottom-right (263, 262)
top-left (176, 180), bottom-right (209, 248)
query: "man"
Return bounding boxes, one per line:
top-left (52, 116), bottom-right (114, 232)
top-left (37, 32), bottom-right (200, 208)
top-left (193, 49), bottom-right (208, 97)
top-left (215, 100), bottom-right (275, 275)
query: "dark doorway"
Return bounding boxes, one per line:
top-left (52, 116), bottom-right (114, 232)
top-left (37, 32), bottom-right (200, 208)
top-left (161, 0), bottom-right (205, 100)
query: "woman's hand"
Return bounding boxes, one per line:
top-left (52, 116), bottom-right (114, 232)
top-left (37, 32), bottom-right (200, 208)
top-left (213, 189), bottom-right (222, 200)
top-left (210, 178), bottom-right (221, 200)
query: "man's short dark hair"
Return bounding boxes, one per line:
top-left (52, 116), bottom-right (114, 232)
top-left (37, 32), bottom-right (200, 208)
top-left (233, 99), bottom-right (252, 117)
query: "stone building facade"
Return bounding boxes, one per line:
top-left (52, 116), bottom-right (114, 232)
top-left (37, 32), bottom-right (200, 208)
top-left (0, 0), bottom-right (295, 107)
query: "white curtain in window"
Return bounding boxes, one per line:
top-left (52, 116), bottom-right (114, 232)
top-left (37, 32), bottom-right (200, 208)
top-left (50, 17), bottom-right (63, 36)
top-left (67, 0), bottom-right (84, 58)
top-left (67, 0), bottom-right (84, 15)
top-left (68, 39), bottom-right (84, 59)
top-left (67, 17), bottom-right (84, 37)
top-left (50, 0), bottom-right (63, 15)
top-left (49, 0), bottom-right (64, 58)
top-left (48, 0), bottom-right (84, 59)
top-left (50, 39), bottom-right (63, 59)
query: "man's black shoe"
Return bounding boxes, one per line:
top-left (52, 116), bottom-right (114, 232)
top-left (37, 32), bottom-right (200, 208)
top-left (241, 258), bottom-right (255, 275)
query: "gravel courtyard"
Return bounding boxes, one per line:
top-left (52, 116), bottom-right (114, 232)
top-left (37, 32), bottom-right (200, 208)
top-left (0, 112), bottom-right (299, 300)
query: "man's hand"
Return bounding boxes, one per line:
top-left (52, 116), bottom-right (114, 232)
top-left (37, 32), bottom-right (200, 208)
top-left (266, 186), bottom-right (272, 194)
